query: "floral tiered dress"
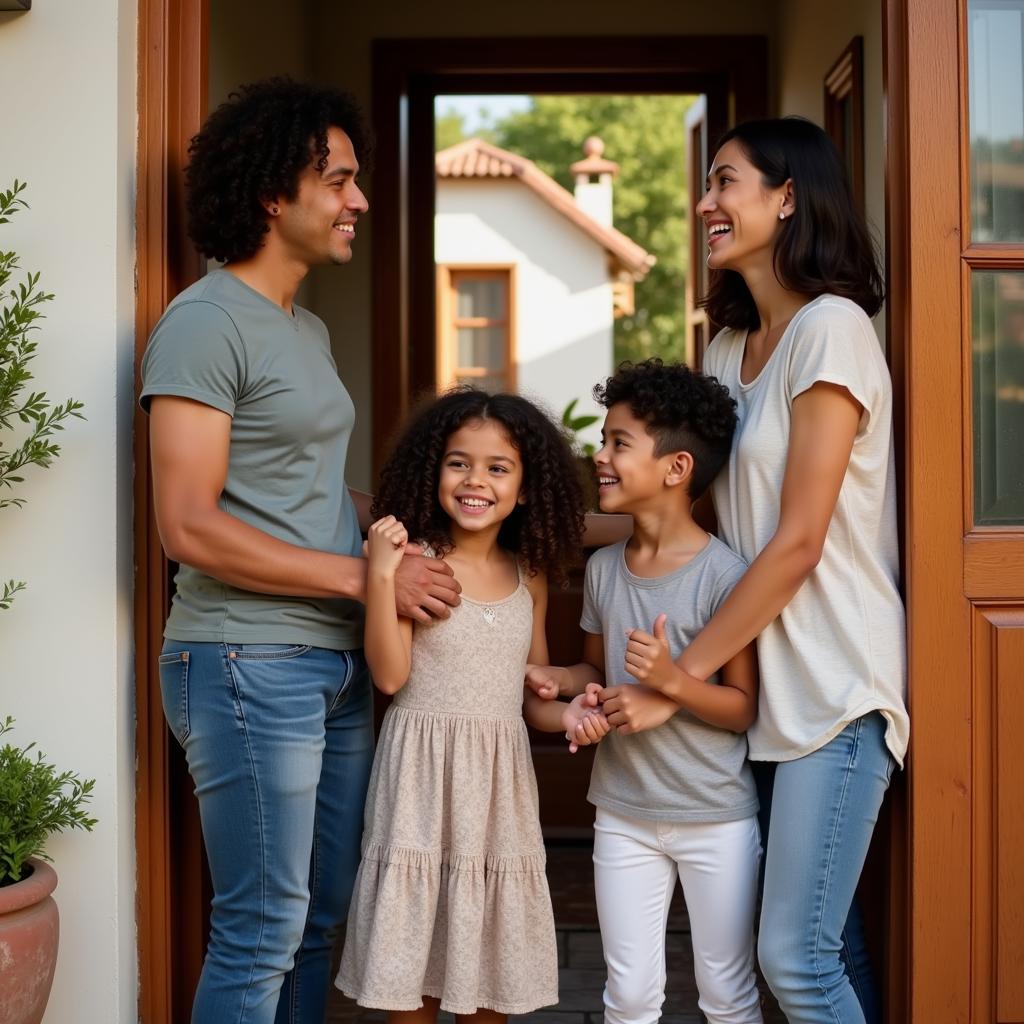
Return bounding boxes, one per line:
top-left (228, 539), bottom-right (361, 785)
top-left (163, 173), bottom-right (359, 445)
top-left (336, 568), bottom-right (558, 1015)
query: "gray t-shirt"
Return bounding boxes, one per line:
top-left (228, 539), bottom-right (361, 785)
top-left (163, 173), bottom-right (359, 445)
top-left (140, 270), bottom-right (364, 650)
top-left (581, 536), bottom-right (758, 823)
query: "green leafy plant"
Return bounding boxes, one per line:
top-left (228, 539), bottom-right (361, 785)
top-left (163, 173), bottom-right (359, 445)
top-left (562, 397), bottom-right (600, 458)
top-left (0, 181), bottom-right (84, 611)
top-left (0, 717), bottom-right (97, 886)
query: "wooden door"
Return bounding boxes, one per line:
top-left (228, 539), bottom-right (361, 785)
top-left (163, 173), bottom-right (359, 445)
top-left (684, 95), bottom-right (710, 369)
top-left (891, 1), bottom-right (1024, 1020)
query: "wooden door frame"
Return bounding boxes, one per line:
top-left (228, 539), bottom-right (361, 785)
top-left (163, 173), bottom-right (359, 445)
top-left (137, 11), bottom-right (954, 1022)
top-left (369, 35), bottom-right (768, 473)
top-left (135, 1), bottom-right (208, 1020)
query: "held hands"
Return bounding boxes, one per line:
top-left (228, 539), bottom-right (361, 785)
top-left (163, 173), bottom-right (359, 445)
top-left (366, 516), bottom-right (408, 574)
top-left (598, 683), bottom-right (679, 735)
top-left (624, 613), bottom-right (680, 692)
top-left (387, 544), bottom-right (462, 624)
top-left (561, 685), bottom-right (611, 753)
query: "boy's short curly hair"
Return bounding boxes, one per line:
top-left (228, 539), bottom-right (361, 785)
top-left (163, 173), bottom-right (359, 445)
top-left (185, 77), bottom-right (371, 263)
top-left (593, 358), bottom-right (737, 499)
top-left (372, 388), bottom-right (585, 584)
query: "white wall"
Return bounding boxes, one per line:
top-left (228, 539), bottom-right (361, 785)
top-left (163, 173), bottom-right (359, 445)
top-left (436, 179), bottom-right (614, 445)
top-left (775, 0), bottom-right (887, 340)
top-left (0, 2), bottom-right (137, 1022)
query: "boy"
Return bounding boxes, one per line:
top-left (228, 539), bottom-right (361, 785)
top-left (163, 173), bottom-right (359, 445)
top-left (528, 359), bottom-right (762, 1024)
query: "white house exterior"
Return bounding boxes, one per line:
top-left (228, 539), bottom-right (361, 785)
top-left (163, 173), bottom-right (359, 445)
top-left (435, 139), bottom-right (654, 446)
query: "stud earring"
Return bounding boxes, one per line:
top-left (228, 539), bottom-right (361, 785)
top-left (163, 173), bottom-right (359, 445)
top-left (779, 211), bottom-right (786, 220)
top-left (271, 206), bottom-right (280, 215)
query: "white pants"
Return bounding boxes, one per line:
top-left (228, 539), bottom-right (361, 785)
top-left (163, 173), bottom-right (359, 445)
top-left (593, 807), bottom-right (763, 1024)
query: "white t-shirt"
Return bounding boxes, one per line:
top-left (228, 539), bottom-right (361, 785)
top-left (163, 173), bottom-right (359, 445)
top-left (703, 294), bottom-right (909, 766)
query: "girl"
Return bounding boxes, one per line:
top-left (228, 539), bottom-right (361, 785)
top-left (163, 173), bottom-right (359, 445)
top-left (641, 117), bottom-right (908, 1023)
top-left (336, 388), bottom-right (597, 1023)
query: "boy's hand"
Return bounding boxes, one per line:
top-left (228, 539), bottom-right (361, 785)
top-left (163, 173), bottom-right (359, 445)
top-left (525, 664), bottom-right (564, 700)
top-left (624, 614), bottom-right (680, 692)
top-left (600, 683), bottom-right (679, 735)
top-left (366, 516), bottom-right (408, 575)
top-left (561, 690), bottom-right (611, 753)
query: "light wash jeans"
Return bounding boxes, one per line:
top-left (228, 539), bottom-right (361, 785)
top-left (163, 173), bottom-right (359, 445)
top-left (158, 641), bottom-right (375, 1024)
top-left (755, 712), bottom-right (895, 1024)
top-left (593, 807), bottom-right (763, 1024)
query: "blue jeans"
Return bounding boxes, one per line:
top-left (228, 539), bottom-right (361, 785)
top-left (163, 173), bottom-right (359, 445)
top-left (754, 713), bottom-right (895, 1024)
top-left (159, 641), bottom-right (375, 1024)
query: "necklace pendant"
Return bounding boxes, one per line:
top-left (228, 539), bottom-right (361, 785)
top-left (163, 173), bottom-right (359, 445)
top-left (482, 606), bottom-right (497, 625)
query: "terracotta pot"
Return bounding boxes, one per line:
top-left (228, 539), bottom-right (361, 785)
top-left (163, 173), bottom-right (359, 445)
top-left (0, 859), bottom-right (59, 1024)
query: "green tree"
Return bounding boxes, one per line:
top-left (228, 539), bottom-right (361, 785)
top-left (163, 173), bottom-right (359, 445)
top-left (492, 95), bottom-right (695, 365)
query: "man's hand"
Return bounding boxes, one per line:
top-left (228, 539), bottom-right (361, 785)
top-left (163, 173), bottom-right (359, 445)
top-left (393, 549), bottom-right (461, 623)
top-left (561, 688), bottom-right (611, 753)
top-left (525, 664), bottom-right (566, 700)
top-left (624, 614), bottom-right (680, 692)
top-left (599, 683), bottom-right (678, 736)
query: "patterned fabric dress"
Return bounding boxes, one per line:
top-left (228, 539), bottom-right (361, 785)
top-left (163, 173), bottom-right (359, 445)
top-left (336, 568), bottom-right (558, 1015)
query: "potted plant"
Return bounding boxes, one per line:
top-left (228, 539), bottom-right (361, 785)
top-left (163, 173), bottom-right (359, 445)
top-left (1, 181), bottom-right (90, 1024)
top-left (0, 718), bottom-right (96, 1024)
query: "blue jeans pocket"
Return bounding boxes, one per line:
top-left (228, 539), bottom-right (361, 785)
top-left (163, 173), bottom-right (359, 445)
top-left (158, 649), bottom-right (191, 744)
top-left (228, 643), bottom-right (312, 661)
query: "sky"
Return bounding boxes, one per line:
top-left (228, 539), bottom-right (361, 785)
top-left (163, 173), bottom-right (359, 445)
top-left (435, 95), bottom-right (532, 132)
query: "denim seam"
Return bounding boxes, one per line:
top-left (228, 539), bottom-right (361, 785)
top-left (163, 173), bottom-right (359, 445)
top-left (222, 644), bottom-right (269, 1023)
top-left (328, 649), bottom-right (356, 716)
top-left (812, 715), bottom-right (862, 1024)
top-left (229, 644), bottom-right (312, 662)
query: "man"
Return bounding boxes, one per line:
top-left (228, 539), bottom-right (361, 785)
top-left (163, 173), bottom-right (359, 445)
top-left (140, 78), bottom-right (460, 1024)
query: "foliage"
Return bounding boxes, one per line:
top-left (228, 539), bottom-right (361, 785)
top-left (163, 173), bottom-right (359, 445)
top-left (561, 398), bottom-right (600, 458)
top-left (435, 104), bottom-right (498, 151)
top-left (0, 181), bottom-right (85, 611)
top-left (0, 717), bottom-right (97, 886)
top-left (490, 95), bottom-right (696, 365)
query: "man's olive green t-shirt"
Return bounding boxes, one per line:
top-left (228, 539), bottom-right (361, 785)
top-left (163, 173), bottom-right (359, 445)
top-left (140, 270), bottom-right (364, 650)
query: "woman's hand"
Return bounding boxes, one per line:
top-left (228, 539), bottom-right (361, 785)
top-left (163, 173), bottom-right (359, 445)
top-left (599, 683), bottom-right (679, 735)
top-left (561, 688), bottom-right (611, 753)
top-left (624, 614), bottom-right (680, 692)
top-left (366, 516), bottom-right (408, 576)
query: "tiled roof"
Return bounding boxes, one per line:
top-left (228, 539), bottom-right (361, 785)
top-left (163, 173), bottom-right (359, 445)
top-left (436, 138), bottom-right (655, 279)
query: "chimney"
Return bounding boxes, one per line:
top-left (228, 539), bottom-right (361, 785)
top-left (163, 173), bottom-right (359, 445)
top-left (571, 136), bottom-right (618, 227)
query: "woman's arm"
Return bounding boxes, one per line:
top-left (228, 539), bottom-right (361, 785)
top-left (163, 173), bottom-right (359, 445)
top-left (649, 382), bottom-right (862, 693)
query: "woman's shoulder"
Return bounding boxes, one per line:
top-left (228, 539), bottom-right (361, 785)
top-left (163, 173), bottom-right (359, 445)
top-left (792, 294), bottom-right (877, 339)
top-left (704, 325), bottom-right (745, 375)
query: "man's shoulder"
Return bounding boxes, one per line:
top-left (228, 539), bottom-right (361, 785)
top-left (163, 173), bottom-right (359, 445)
top-left (157, 274), bottom-right (242, 333)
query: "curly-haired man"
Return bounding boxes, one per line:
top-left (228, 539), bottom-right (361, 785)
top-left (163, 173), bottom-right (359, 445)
top-left (139, 78), bottom-right (460, 1023)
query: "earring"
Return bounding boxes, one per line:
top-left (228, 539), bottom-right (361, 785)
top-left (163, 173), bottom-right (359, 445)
top-left (271, 206), bottom-right (280, 215)
top-left (779, 211), bottom-right (786, 220)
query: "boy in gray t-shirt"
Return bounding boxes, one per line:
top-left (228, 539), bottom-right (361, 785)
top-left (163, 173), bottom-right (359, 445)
top-left (528, 359), bottom-right (763, 1024)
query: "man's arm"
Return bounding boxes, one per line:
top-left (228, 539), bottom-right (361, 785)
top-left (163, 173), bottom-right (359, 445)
top-left (149, 396), bottom-right (460, 620)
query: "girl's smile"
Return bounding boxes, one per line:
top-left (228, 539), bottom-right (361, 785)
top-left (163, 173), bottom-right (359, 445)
top-left (439, 418), bottom-right (525, 533)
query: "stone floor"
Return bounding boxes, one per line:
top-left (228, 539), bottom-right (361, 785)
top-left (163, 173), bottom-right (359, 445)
top-left (327, 841), bottom-right (784, 1024)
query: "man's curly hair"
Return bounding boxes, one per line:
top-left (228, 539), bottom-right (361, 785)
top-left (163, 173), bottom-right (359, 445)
top-left (372, 388), bottom-right (585, 584)
top-left (593, 358), bottom-right (737, 499)
top-left (185, 77), bottom-right (370, 263)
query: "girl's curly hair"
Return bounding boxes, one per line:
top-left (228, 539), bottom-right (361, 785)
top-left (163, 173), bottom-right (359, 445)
top-left (373, 388), bottom-right (585, 584)
top-left (594, 358), bottom-right (737, 499)
top-left (185, 77), bottom-right (371, 263)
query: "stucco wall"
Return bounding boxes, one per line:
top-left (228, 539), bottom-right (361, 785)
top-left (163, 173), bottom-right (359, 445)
top-left (0, 2), bottom-right (137, 1022)
top-left (436, 179), bottom-right (614, 446)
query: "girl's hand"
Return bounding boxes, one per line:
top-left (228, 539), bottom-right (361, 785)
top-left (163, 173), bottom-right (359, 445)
top-left (599, 683), bottom-right (679, 735)
top-left (624, 614), bottom-right (680, 692)
top-left (366, 516), bottom-right (408, 575)
top-left (562, 691), bottom-right (611, 753)
top-left (525, 664), bottom-right (564, 700)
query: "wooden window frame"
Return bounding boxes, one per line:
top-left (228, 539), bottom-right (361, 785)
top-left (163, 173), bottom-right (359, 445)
top-left (436, 265), bottom-right (516, 392)
top-left (824, 36), bottom-right (866, 212)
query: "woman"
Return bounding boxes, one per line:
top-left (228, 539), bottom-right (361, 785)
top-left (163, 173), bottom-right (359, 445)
top-left (658, 117), bottom-right (907, 1022)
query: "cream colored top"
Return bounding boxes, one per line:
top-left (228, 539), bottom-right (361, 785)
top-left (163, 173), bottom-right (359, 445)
top-left (704, 295), bottom-right (909, 766)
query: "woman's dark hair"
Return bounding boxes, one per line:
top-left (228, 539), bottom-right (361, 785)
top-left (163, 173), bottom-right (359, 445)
top-left (373, 388), bottom-right (585, 584)
top-left (185, 77), bottom-right (371, 263)
top-left (701, 117), bottom-right (884, 329)
top-left (594, 359), bottom-right (736, 499)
